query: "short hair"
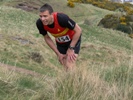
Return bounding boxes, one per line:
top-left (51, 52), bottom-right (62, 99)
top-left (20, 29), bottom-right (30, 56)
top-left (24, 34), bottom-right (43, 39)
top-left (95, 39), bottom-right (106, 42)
top-left (39, 3), bottom-right (53, 14)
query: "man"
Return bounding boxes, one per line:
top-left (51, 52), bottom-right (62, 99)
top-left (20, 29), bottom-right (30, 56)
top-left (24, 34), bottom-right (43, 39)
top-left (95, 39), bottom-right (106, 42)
top-left (36, 3), bottom-right (82, 70)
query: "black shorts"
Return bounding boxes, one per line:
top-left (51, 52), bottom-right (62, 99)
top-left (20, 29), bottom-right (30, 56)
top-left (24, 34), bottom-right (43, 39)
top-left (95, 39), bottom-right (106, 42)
top-left (56, 36), bottom-right (81, 54)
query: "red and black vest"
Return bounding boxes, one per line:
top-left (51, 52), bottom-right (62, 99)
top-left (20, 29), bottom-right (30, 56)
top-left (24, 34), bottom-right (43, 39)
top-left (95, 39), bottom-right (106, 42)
top-left (44, 12), bottom-right (75, 43)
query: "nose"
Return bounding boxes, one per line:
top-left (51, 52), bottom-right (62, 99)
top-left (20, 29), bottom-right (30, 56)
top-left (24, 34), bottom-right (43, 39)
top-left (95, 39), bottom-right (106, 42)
top-left (40, 16), bottom-right (45, 21)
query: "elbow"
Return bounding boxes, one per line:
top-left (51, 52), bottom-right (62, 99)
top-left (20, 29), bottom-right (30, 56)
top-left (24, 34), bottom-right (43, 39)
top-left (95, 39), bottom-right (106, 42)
top-left (74, 24), bottom-right (82, 35)
top-left (77, 24), bottom-right (82, 34)
top-left (77, 26), bottom-right (82, 35)
top-left (79, 27), bottom-right (82, 34)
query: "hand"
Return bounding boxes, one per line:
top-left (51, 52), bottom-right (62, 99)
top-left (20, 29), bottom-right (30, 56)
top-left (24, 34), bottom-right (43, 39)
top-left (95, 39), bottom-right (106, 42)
top-left (66, 49), bottom-right (77, 62)
top-left (58, 53), bottom-right (66, 65)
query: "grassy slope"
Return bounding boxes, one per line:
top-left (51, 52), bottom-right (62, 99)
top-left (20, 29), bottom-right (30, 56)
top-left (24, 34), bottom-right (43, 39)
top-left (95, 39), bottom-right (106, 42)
top-left (0, 0), bottom-right (119, 75)
top-left (0, 0), bottom-right (133, 99)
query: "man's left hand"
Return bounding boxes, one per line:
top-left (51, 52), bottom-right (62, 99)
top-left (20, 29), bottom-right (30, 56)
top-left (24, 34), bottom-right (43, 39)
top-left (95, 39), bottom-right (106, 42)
top-left (66, 49), bottom-right (77, 62)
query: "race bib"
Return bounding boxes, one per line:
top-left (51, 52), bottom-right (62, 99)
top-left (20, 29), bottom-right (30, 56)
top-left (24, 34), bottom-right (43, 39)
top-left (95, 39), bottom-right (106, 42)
top-left (56, 35), bottom-right (71, 43)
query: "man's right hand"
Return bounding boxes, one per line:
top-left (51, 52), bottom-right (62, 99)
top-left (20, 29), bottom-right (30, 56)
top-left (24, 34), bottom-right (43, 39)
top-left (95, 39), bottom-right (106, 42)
top-left (58, 53), bottom-right (66, 65)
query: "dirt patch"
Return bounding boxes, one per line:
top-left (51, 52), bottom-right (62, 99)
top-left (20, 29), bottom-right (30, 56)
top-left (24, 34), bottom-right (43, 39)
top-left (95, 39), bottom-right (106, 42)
top-left (0, 63), bottom-right (41, 77)
top-left (12, 36), bottom-right (34, 45)
top-left (16, 2), bottom-right (39, 12)
top-left (13, 0), bottom-right (46, 13)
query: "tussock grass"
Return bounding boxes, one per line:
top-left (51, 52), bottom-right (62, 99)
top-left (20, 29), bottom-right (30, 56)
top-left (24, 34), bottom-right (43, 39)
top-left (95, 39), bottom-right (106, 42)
top-left (1, 65), bottom-right (132, 100)
top-left (41, 59), bottom-right (133, 100)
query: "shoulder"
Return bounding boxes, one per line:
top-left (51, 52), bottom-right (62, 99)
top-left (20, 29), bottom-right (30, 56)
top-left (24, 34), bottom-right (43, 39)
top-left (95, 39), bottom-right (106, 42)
top-left (36, 19), bottom-right (43, 26)
top-left (36, 19), bottom-right (47, 36)
top-left (56, 12), bottom-right (76, 29)
top-left (57, 13), bottom-right (69, 18)
top-left (36, 19), bottom-right (44, 30)
top-left (57, 13), bottom-right (69, 21)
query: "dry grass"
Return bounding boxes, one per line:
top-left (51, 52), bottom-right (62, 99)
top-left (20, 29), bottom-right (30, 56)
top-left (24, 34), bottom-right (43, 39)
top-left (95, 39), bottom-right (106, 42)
top-left (0, 1), bottom-right (133, 100)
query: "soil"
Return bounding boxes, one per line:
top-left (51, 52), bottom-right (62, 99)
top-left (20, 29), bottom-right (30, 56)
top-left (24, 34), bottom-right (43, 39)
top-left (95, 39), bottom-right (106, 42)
top-left (15, 2), bottom-right (38, 12)
top-left (0, 63), bottom-right (41, 77)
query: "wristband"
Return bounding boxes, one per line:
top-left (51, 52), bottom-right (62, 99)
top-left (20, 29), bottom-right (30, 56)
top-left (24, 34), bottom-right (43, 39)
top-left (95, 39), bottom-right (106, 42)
top-left (69, 46), bottom-right (75, 50)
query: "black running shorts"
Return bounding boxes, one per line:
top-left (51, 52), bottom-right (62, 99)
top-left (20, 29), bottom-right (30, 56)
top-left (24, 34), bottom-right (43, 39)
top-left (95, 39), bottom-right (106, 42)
top-left (56, 36), bottom-right (81, 54)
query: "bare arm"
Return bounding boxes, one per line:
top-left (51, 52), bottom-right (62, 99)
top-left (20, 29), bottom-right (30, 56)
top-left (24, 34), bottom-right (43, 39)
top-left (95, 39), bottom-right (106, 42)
top-left (70, 23), bottom-right (82, 47)
top-left (44, 34), bottom-right (60, 55)
top-left (44, 34), bottom-right (65, 64)
top-left (66, 23), bottom-right (82, 62)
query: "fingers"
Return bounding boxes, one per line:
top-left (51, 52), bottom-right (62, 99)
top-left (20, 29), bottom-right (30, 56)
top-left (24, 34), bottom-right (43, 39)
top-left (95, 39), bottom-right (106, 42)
top-left (68, 54), bottom-right (77, 62)
top-left (59, 58), bottom-right (64, 65)
top-left (58, 54), bottom-right (66, 65)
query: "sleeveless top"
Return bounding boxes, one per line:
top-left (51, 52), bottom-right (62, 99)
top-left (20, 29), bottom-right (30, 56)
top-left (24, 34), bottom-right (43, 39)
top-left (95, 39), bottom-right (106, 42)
top-left (44, 12), bottom-right (75, 43)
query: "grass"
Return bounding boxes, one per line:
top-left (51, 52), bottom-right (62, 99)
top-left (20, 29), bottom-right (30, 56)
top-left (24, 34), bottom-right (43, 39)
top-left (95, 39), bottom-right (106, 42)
top-left (0, 65), bottom-right (133, 100)
top-left (0, 5), bottom-right (60, 75)
top-left (81, 25), bottom-right (132, 50)
top-left (0, 0), bottom-right (133, 99)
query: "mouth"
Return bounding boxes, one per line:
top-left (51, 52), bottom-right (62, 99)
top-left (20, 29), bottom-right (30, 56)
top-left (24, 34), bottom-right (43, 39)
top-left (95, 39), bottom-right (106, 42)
top-left (42, 20), bottom-right (48, 25)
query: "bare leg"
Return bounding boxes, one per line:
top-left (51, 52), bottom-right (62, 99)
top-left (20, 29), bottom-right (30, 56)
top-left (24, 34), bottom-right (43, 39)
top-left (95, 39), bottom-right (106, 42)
top-left (63, 54), bottom-right (78, 71)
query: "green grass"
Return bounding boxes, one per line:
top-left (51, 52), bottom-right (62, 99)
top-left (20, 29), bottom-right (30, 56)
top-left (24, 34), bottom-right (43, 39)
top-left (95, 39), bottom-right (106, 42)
top-left (0, 5), bottom-right (59, 75)
top-left (101, 65), bottom-right (133, 84)
top-left (0, 0), bottom-right (133, 100)
top-left (81, 25), bottom-right (132, 51)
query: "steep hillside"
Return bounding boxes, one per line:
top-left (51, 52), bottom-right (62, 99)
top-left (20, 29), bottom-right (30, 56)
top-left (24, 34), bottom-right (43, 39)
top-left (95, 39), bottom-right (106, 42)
top-left (0, 0), bottom-right (118, 74)
top-left (0, 0), bottom-right (132, 78)
top-left (0, 0), bottom-right (133, 100)
top-left (0, 0), bottom-right (115, 23)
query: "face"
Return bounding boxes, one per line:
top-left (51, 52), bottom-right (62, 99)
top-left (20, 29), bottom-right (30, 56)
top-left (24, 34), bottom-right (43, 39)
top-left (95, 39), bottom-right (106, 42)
top-left (39, 10), bottom-right (53, 25)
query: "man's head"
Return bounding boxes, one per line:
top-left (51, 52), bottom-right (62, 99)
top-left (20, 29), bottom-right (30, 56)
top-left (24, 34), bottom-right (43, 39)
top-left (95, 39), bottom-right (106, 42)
top-left (39, 3), bottom-right (54, 25)
top-left (39, 3), bottom-right (53, 14)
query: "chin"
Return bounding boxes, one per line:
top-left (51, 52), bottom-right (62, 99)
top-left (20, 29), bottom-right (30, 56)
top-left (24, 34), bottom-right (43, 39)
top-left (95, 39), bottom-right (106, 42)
top-left (43, 22), bottom-right (48, 25)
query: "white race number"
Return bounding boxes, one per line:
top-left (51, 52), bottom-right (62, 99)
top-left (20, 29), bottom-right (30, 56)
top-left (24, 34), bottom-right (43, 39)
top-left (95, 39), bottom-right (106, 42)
top-left (56, 35), bottom-right (71, 43)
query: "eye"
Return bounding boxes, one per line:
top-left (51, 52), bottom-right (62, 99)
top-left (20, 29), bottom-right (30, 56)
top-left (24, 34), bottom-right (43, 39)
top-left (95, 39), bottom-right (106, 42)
top-left (43, 15), bottom-right (47, 17)
top-left (39, 15), bottom-right (42, 18)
